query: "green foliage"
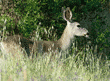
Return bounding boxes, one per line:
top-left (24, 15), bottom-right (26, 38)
top-left (1, 0), bottom-right (107, 38)
top-left (0, 14), bottom-right (15, 35)
top-left (0, 0), bottom-right (109, 57)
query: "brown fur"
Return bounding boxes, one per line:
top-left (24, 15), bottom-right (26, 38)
top-left (1, 35), bottom-right (62, 58)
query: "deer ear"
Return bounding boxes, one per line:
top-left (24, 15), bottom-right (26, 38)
top-left (62, 7), bottom-right (72, 22)
top-left (62, 7), bottom-right (66, 21)
top-left (65, 7), bottom-right (72, 21)
top-left (62, 7), bottom-right (65, 13)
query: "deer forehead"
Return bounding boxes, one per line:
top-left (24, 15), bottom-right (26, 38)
top-left (67, 22), bottom-right (80, 29)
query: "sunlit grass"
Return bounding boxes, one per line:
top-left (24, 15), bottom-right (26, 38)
top-left (0, 49), bottom-right (110, 81)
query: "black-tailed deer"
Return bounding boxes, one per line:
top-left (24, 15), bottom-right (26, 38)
top-left (0, 7), bottom-right (89, 58)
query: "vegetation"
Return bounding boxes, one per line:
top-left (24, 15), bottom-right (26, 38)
top-left (0, 49), bottom-right (110, 81)
top-left (0, 0), bottom-right (110, 80)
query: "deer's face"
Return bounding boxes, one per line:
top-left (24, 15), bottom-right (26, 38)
top-left (68, 21), bottom-right (89, 38)
top-left (62, 7), bottom-right (89, 39)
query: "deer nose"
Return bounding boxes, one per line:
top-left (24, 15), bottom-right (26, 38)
top-left (84, 32), bottom-right (89, 38)
top-left (87, 32), bottom-right (89, 35)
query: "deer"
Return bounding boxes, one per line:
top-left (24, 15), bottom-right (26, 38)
top-left (0, 7), bottom-right (89, 59)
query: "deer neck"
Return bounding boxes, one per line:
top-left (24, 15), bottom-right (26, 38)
top-left (57, 26), bottom-right (74, 51)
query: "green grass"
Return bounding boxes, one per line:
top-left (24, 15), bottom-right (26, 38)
top-left (0, 49), bottom-right (110, 81)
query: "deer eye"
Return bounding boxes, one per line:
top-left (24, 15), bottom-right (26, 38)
top-left (77, 25), bottom-right (81, 27)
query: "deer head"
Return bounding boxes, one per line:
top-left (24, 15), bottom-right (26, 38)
top-left (62, 7), bottom-right (89, 38)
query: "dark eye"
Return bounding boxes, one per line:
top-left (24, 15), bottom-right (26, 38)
top-left (77, 25), bottom-right (81, 27)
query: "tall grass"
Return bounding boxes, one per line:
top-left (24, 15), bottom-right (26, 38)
top-left (0, 48), bottom-right (110, 81)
